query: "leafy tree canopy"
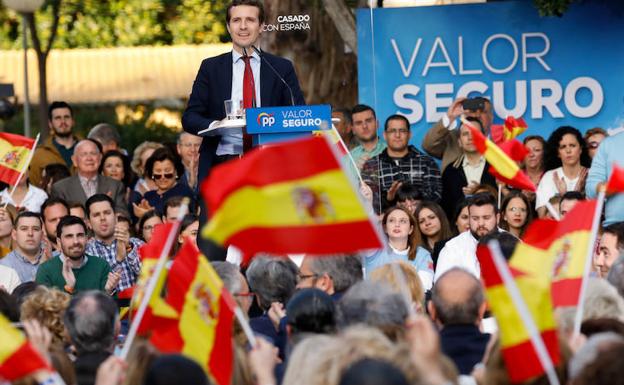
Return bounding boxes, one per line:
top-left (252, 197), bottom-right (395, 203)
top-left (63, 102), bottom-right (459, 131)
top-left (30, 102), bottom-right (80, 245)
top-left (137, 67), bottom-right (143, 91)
top-left (0, 0), bottom-right (230, 50)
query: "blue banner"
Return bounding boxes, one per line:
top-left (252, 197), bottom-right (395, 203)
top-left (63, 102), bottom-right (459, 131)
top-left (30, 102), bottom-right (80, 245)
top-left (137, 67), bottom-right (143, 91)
top-left (246, 104), bottom-right (332, 134)
top-left (356, 1), bottom-right (624, 147)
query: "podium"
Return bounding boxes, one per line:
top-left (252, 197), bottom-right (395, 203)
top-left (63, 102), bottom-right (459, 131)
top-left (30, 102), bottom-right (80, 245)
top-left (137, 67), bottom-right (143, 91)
top-left (245, 104), bottom-right (332, 146)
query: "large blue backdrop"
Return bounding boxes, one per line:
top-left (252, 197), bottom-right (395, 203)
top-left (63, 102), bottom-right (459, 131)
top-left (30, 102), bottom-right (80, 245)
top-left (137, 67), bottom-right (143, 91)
top-left (356, 1), bottom-right (624, 147)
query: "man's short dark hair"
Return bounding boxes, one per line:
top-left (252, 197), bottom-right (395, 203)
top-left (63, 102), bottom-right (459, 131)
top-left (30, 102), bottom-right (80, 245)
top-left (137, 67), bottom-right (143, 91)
top-left (432, 267), bottom-right (484, 325)
top-left (351, 104), bottom-right (376, 119)
top-left (561, 191), bottom-right (585, 202)
top-left (384, 114), bottom-right (410, 132)
top-left (308, 254), bottom-right (363, 293)
top-left (396, 183), bottom-right (424, 202)
top-left (64, 291), bottom-right (118, 354)
top-left (332, 108), bottom-right (352, 125)
top-left (464, 116), bottom-right (484, 133)
top-left (468, 192), bottom-right (498, 214)
top-left (604, 222), bottom-right (624, 251)
top-left (478, 232), bottom-right (519, 260)
top-left (226, 0), bottom-right (265, 24)
top-left (56, 215), bottom-right (87, 240)
top-left (41, 197), bottom-right (69, 222)
top-left (163, 196), bottom-right (184, 218)
top-left (48, 101), bottom-right (73, 120)
top-left (14, 211), bottom-right (42, 229)
top-left (85, 194), bottom-right (115, 219)
top-left (88, 123), bottom-right (121, 146)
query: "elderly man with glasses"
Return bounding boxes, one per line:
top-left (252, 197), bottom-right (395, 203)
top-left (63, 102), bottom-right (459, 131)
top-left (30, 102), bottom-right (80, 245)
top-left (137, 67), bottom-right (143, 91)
top-left (361, 114), bottom-right (442, 214)
top-left (51, 139), bottom-right (128, 217)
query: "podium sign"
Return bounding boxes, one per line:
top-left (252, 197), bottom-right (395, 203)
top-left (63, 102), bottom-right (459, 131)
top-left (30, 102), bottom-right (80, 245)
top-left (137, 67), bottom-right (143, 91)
top-left (246, 104), bottom-right (332, 145)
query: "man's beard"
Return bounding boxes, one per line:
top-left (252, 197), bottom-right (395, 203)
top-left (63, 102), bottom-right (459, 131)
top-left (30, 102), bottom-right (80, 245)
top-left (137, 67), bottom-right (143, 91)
top-left (471, 227), bottom-right (497, 241)
top-left (54, 129), bottom-right (72, 138)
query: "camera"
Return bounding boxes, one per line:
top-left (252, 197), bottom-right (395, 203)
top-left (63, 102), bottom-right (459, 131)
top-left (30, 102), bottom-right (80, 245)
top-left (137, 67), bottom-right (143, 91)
top-left (462, 97), bottom-right (485, 112)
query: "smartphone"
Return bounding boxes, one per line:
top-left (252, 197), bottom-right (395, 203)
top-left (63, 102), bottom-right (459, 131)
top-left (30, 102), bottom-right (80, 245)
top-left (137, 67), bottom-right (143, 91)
top-left (462, 98), bottom-right (485, 111)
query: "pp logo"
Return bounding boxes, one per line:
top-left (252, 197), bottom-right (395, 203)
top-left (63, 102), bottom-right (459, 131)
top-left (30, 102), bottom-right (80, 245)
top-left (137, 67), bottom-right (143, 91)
top-left (257, 112), bottom-right (276, 127)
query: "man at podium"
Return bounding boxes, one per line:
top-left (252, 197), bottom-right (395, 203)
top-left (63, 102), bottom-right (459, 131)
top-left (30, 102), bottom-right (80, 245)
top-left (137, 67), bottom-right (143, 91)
top-left (182, 0), bottom-right (305, 260)
top-left (182, 0), bottom-right (305, 182)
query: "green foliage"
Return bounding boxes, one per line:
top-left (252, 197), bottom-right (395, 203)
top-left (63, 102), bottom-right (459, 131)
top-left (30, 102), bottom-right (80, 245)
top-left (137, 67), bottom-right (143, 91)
top-left (533, 0), bottom-right (577, 16)
top-left (2, 104), bottom-right (180, 154)
top-left (0, 0), bottom-right (229, 49)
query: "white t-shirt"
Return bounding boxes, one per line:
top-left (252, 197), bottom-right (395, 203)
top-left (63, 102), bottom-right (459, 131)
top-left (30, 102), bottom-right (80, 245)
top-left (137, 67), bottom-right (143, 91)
top-left (0, 185), bottom-right (48, 213)
top-left (535, 167), bottom-right (580, 209)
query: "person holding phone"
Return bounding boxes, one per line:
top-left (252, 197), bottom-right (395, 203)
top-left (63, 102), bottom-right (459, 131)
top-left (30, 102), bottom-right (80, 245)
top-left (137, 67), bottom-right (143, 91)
top-left (422, 96), bottom-right (493, 173)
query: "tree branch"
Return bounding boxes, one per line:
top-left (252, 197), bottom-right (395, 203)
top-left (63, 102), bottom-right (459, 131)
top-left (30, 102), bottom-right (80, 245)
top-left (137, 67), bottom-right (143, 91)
top-left (321, 0), bottom-right (357, 55)
top-left (44, 0), bottom-right (62, 55)
top-left (25, 12), bottom-right (42, 56)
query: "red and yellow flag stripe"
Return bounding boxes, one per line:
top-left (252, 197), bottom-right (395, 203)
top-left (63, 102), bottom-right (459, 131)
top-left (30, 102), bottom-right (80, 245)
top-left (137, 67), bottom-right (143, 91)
top-left (510, 200), bottom-right (597, 307)
top-left (150, 242), bottom-right (234, 385)
top-left (503, 116), bottom-right (528, 141)
top-left (466, 122), bottom-right (535, 191)
top-left (0, 133), bottom-right (36, 185)
top-left (0, 315), bottom-right (51, 381)
top-left (201, 136), bottom-right (382, 261)
top-left (478, 245), bottom-right (560, 383)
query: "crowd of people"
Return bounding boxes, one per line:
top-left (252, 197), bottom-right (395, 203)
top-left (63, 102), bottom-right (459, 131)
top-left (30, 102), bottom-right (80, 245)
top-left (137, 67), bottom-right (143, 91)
top-left (2, 0), bottom-right (624, 384)
top-left (0, 91), bottom-right (623, 385)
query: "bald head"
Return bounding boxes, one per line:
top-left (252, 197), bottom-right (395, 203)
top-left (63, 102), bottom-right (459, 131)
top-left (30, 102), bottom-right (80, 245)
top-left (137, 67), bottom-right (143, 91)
top-left (429, 268), bottom-right (485, 326)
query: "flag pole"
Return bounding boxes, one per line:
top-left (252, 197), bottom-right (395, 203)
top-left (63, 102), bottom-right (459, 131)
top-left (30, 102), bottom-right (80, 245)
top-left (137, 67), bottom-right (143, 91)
top-left (233, 307), bottom-right (257, 347)
top-left (545, 201), bottom-right (561, 221)
top-left (330, 121), bottom-right (364, 185)
top-left (4, 133), bottom-right (39, 208)
top-left (572, 190), bottom-right (605, 336)
top-left (488, 240), bottom-right (561, 385)
top-left (119, 200), bottom-right (190, 359)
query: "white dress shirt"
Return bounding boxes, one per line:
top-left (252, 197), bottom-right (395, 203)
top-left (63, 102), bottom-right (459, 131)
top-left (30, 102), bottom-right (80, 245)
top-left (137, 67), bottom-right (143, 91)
top-left (434, 230), bottom-right (480, 282)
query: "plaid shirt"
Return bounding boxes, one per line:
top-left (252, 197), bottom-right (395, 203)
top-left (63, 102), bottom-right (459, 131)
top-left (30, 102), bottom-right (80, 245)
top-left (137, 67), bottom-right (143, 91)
top-left (85, 237), bottom-right (144, 292)
top-left (361, 146), bottom-right (441, 213)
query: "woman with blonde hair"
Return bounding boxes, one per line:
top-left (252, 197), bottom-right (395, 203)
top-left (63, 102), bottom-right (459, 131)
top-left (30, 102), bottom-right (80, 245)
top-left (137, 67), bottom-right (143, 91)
top-left (369, 261), bottom-right (425, 314)
top-left (20, 286), bottom-right (71, 346)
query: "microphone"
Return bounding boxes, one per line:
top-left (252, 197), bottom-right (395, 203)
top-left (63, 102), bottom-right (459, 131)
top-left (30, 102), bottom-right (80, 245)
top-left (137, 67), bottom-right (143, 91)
top-left (251, 45), bottom-right (296, 106)
top-left (241, 47), bottom-right (257, 108)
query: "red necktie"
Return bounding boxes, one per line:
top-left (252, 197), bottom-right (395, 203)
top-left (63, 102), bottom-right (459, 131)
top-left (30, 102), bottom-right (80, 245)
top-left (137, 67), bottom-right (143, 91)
top-left (242, 56), bottom-right (255, 152)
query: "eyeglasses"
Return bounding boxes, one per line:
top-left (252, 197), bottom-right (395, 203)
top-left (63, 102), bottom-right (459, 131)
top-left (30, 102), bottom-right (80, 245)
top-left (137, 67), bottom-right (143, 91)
top-left (297, 273), bottom-right (318, 283)
top-left (386, 128), bottom-right (409, 136)
top-left (152, 173), bottom-right (175, 180)
top-left (508, 207), bottom-right (527, 213)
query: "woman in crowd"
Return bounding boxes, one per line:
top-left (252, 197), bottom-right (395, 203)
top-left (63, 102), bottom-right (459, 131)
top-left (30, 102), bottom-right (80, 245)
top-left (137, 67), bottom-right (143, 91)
top-left (137, 210), bottom-right (163, 243)
top-left (536, 126), bottom-right (591, 217)
top-left (175, 214), bottom-right (199, 253)
top-left (0, 169), bottom-right (48, 212)
top-left (364, 206), bottom-right (434, 290)
top-left (369, 261), bottom-right (425, 314)
top-left (522, 135), bottom-right (546, 205)
top-left (414, 201), bottom-right (453, 254)
top-left (100, 150), bottom-right (135, 201)
top-left (584, 127), bottom-right (608, 160)
top-left (498, 190), bottom-right (532, 238)
top-left (453, 199), bottom-right (470, 235)
top-left (131, 142), bottom-right (164, 196)
top-left (132, 148), bottom-right (194, 217)
top-left (0, 205), bottom-right (15, 258)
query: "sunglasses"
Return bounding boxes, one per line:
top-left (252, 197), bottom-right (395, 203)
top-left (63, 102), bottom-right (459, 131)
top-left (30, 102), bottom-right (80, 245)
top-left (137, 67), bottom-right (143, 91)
top-left (152, 173), bottom-right (175, 180)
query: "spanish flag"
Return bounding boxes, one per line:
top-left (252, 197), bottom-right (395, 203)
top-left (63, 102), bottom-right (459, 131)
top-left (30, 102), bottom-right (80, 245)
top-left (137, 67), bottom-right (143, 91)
top-left (201, 136), bottom-right (382, 263)
top-left (606, 163), bottom-right (624, 194)
top-left (0, 133), bottom-right (36, 186)
top-left (503, 116), bottom-right (528, 141)
top-left (466, 121), bottom-right (535, 191)
top-left (133, 223), bottom-right (179, 335)
top-left (312, 128), bottom-right (348, 156)
top-left (477, 244), bottom-right (560, 383)
top-left (149, 241), bottom-right (235, 385)
top-left (0, 314), bottom-right (51, 381)
top-left (509, 200), bottom-right (597, 307)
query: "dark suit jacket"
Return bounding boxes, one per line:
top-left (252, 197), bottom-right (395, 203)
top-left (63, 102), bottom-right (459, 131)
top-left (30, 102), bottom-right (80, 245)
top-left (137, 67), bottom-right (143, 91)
top-left (440, 324), bottom-right (490, 375)
top-left (441, 157), bottom-right (497, 221)
top-left (51, 174), bottom-right (129, 217)
top-left (181, 51), bottom-right (305, 185)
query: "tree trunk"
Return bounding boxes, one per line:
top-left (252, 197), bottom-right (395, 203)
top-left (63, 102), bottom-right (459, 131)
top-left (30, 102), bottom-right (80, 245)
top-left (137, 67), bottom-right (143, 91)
top-left (262, 1), bottom-right (359, 109)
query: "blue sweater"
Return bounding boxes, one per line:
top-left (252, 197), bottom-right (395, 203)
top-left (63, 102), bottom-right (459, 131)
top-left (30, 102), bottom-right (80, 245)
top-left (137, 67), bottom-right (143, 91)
top-left (364, 245), bottom-right (434, 280)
